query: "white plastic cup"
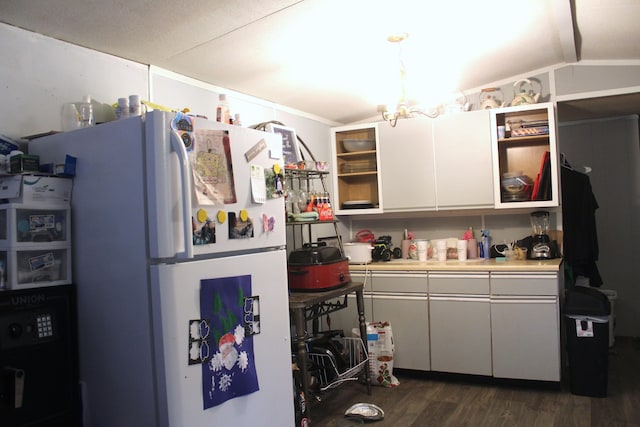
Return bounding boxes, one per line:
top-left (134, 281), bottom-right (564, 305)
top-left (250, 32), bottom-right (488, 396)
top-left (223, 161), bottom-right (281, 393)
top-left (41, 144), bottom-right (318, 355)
top-left (457, 240), bottom-right (468, 261)
top-left (436, 240), bottom-right (447, 262)
top-left (416, 239), bottom-right (428, 261)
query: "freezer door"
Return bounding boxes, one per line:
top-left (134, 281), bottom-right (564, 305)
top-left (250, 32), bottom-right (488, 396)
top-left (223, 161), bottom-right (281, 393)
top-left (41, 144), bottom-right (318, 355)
top-left (145, 111), bottom-right (286, 260)
top-left (149, 250), bottom-right (294, 427)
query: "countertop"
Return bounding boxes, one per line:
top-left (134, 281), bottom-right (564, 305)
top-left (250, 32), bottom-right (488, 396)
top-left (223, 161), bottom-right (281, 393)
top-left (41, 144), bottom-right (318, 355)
top-left (348, 258), bottom-right (563, 272)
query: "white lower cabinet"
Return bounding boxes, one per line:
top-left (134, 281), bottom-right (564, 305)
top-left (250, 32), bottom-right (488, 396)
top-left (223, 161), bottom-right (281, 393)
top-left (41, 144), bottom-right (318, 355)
top-left (429, 272), bottom-right (492, 376)
top-left (331, 268), bottom-right (562, 382)
top-left (490, 272), bottom-right (561, 381)
top-left (370, 272), bottom-right (429, 371)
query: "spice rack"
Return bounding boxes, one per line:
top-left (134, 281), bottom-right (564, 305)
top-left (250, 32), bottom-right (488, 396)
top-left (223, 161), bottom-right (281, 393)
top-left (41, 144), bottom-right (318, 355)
top-left (284, 168), bottom-right (343, 254)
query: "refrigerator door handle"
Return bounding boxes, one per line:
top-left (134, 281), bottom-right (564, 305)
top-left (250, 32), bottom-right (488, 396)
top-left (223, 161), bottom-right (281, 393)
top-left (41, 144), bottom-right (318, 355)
top-left (170, 129), bottom-right (194, 259)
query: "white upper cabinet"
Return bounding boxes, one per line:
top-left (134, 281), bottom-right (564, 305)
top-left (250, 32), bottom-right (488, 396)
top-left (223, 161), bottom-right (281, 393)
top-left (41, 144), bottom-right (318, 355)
top-left (331, 104), bottom-right (559, 215)
top-left (490, 103), bottom-right (559, 209)
top-left (378, 116), bottom-right (436, 212)
top-left (331, 123), bottom-right (383, 215)
top-left (433, 110), bottom-right (494, 209)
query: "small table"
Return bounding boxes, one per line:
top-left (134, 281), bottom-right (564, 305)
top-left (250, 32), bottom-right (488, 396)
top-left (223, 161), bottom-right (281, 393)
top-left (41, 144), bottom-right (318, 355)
top-left (289, 282), bottom-right (372, 420)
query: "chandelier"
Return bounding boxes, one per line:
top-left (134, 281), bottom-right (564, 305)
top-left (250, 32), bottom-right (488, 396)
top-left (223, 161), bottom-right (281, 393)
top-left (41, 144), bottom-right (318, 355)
top-left (379, 33), bottom-right (438, 127)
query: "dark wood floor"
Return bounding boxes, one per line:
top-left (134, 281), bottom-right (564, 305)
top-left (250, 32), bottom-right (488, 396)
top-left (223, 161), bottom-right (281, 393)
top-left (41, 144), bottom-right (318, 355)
top-left (308, 337), bottom-right (640, 427)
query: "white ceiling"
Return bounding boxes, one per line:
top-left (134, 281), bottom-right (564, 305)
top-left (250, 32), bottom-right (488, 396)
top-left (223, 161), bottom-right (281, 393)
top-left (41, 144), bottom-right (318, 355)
top-left (1, 0), bottom-right (639, 124)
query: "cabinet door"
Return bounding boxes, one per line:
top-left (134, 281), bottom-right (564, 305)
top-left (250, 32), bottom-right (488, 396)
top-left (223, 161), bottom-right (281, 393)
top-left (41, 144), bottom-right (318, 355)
top-left (429, 295), bottom-right (492, 375)
top-left (490, 272), bottom-right (561, 381)
top-left (429, 272), bottom-right (491, 375)
top-left (377, 116), bottom-right (436, 211)
top-left (433, 110), bottom-right (494, 209)
top-left (370, 272), bottom-right (429, 371)
top-left (490, 296), bottom-right (560, 381)
top-left (371, 294), bottom-right (429, 371)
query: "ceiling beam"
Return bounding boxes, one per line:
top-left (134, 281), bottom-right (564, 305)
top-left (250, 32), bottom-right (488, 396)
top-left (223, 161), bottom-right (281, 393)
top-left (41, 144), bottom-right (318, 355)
top-left (555, 0), bottom-right (578, 63)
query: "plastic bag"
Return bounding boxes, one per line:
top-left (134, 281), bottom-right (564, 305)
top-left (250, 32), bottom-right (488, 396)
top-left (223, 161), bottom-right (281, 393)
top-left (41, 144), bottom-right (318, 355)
top-left (354, 321), bottom-right (399, 387)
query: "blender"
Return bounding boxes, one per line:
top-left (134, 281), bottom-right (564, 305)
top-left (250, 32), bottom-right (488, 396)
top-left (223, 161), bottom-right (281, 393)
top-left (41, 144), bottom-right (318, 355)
top-left (530, 211), bottom-right (551, 259)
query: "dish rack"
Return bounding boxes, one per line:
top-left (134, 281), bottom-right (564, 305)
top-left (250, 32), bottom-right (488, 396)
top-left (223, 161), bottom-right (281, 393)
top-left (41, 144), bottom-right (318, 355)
top-left (307, 337), bottom-right (368, 392)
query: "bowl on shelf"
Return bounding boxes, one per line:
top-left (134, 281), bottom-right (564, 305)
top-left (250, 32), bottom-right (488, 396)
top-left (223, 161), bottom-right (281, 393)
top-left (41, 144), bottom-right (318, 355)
top-left (500, 171), bottom-right (533, 201)
top-left (342, 139), bottom-right (375, 152)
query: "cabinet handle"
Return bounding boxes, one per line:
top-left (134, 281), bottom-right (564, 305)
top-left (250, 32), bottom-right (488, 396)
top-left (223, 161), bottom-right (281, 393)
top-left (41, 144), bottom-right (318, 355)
top-left (430, 295), bottom-right (490, 302)
top-left (491, 297), bottom-right (556, 304)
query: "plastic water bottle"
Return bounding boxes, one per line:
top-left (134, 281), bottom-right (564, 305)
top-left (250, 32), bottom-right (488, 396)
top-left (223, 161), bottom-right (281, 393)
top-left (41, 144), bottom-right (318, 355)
top-left (78, 95), bottom-right (94, 127)
top-left (61, 102), bottom-right (81, 131)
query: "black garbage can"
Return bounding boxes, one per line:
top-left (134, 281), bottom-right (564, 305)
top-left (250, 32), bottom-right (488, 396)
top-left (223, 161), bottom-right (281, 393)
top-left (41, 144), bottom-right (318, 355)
top-left (564, 286), bottom-right (611, 397)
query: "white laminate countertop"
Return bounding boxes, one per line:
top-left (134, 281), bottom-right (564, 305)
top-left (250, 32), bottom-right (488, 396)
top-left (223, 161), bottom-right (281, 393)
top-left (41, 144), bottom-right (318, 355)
top-left (348, 258), bottom-right (563, 272)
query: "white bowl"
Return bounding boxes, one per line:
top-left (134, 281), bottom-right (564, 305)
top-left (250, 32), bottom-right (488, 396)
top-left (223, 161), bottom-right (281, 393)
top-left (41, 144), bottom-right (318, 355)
top-left (343, 139), bottom-right (375, 152)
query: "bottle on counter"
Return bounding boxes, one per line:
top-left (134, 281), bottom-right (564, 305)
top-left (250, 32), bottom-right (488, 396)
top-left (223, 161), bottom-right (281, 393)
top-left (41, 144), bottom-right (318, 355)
top-left (216, 94), bottom-right (230, 124)
top-left (78, 95), bottom-right (94, 127)
top-left (480, 229), bottom-right (491, 259)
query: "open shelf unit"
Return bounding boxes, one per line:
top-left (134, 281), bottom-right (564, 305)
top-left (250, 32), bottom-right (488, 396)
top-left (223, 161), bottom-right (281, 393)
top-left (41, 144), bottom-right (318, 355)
top-left (490, 103), bottom-right (559, 209)
top-left (331, 123), bottom-right (382, 214)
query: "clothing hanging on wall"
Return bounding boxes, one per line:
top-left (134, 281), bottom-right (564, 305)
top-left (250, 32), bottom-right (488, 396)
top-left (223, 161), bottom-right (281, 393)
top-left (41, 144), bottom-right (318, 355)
top-left (561, 156), bottom-right (602, 287)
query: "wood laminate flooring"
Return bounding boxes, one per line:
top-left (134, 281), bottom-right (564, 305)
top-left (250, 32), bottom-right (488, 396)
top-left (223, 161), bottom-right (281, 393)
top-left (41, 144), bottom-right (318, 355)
top-left (308, 337), bottom-right (640, 427)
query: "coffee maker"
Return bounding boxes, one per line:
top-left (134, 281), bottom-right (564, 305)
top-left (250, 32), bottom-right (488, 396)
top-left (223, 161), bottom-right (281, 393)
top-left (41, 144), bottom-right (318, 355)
top-left (530, 211), bottom-right (551, 259)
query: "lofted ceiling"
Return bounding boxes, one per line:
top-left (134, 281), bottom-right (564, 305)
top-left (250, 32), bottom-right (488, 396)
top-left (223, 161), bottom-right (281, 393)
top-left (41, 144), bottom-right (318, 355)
top-left (1, 0), bottom-right (640, 124)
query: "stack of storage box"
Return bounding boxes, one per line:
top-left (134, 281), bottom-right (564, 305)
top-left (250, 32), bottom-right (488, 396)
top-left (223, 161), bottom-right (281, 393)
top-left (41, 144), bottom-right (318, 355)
top-left (0, 175), bottom-right (73, 290)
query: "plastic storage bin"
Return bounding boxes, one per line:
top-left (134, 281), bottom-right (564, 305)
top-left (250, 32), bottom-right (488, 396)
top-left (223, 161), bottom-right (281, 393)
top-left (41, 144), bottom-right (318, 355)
top-left (0, 245), bottom-right (71, 290)
top-left (0, 204), bottom-right (70, 246)
top-left (564, 286), bottom-right (611, 397)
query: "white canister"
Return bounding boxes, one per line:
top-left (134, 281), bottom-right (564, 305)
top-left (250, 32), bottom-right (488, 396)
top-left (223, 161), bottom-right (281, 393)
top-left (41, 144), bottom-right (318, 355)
top-left (457, 240), bottom-right (468, 261)
top-left (343, 242), bottom-right (373, 264)
top-left (436, 240), bottom-right (447, 262)
top-left (415, 239), bottom-right (428, 261)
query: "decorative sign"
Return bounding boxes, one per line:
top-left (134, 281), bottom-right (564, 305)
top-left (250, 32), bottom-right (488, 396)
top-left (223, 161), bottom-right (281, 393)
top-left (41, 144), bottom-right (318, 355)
top-left (266, 123), bottom-right (301, 166)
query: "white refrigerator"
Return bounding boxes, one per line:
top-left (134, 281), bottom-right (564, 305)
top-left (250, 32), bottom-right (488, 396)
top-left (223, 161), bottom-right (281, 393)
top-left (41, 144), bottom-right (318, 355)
top-left (29, 111), bottom-right (295, 427)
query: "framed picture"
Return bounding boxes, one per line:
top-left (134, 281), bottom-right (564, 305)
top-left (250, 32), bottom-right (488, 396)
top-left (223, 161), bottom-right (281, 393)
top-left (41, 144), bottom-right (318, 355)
top-left (267, 123), bottom-right (301, 165)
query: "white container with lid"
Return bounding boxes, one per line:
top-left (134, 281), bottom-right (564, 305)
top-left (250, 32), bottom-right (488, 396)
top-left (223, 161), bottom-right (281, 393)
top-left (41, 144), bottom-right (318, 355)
top-left (116, 97), bottom-right (129, 119)
top-left (129, 95), bottom-right (141, 116)
top-left (343, 242), bottom-right (373, 264)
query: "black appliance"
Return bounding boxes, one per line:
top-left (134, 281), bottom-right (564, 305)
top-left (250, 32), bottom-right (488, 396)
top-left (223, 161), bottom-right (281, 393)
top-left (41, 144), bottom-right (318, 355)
top-left (0, 285), bottom-right (80, 427)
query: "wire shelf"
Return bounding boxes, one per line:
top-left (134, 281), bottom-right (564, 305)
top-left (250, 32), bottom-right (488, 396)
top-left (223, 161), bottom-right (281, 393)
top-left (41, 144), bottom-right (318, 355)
top-left (307, 337), bottom-right (368, 392)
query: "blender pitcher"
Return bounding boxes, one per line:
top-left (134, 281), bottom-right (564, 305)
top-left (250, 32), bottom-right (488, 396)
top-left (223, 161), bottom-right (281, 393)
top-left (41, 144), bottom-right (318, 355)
top-left (530, 211), bottom-right (551, 259)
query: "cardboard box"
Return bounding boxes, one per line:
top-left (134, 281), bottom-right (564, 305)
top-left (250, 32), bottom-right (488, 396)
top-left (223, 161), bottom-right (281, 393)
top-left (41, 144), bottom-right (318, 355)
top-left (0, 175), bottom-right (72, 205)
